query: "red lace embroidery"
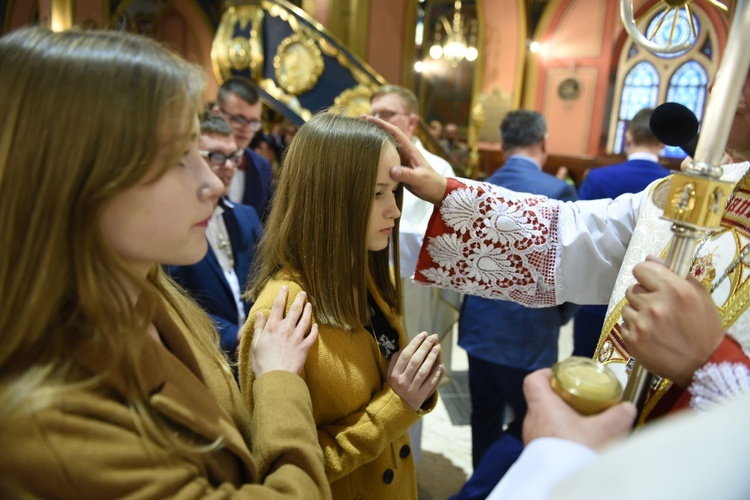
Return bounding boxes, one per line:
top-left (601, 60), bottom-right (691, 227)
top-left (415, 178), bottom-right (561, 307)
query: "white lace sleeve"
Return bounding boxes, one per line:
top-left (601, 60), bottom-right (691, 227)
top-left (689, 362), bottom-right (750, 412)
top-left (415, 178), bottom-right (642, 307)
top-left (416, 179), bottom-right (562, 306)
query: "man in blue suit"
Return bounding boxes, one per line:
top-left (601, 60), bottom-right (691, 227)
top-left (452, 110), bottom-right (579, 500)
top-left (573, 107), bottom-right (671, 358)
top-left (168, 113), bottom-right (262, 359)
top-left (213, 77), bottom-right (274, 223)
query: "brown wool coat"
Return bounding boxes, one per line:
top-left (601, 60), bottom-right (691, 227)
top-left (0, 304), bottom-right (330, 499)
top-left (239, 274), bottom-right (437, 500)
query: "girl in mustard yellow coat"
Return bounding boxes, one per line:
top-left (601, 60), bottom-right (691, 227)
top-left (240, 113), bottom-right (444, 499)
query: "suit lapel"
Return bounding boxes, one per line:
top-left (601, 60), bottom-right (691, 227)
top-left (222, 206), bottom-right (251, 308)
top-left (204, 247), bottom-right (234, 301)
top-left (222, 208), bottom-right (247, 274)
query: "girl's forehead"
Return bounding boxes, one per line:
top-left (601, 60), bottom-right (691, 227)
top-left (376, 144), bottom-right (400, 186)
top-left (379, 141), bottom-right (400, 161)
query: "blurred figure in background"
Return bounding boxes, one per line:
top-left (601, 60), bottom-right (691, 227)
top-left (429, 119), bottom-right (443, 140)
top-left (213, 77), bottom-right (274, 222)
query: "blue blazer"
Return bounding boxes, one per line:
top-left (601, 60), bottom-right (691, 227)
top-left (458, 156), bottom-right (579, 370)
top-left (168, 198), bottom-right (262, 355)
top-left (241, 149), bottom-right (273, 223)
top-left (578, 158), bottom-right (671, 201)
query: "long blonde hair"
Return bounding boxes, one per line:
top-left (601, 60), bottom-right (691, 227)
top-left (0, 28), bottom-right (226, 450)
top-left (249, 113), bottom-right (403, 330)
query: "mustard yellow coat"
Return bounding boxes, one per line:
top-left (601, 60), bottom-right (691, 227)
top-left (0, 302), bottom-right (330, 498)
top-left (239, 274), bottom-right (437, 500)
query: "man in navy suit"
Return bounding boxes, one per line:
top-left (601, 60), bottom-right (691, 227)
top-left (452, 110), bottom-right (579, 499)
top-left (573, 107), bottom-right (671, 358)
top-left (213, 77), bottom-right (274, 223)
top-left (168, 113), bottom-right (262, 358)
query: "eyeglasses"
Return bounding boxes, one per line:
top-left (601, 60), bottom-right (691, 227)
top-left (371, 110), bottom-right (409, 121)
top-left (199, 150), bottom-right (244, 167)
top-left (218, 107), bottom-right (262, 131)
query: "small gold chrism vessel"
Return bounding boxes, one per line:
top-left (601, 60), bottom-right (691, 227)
top-left (550, 356), bottom-right (622, 415)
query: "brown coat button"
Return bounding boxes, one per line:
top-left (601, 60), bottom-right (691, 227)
top-left (399, 445), bottom-right (411, 458)
top-left (383, 469), bottom-right (394, 484)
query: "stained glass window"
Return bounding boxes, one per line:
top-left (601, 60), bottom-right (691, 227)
top-left (663, 61), bottom-right (709, 157)
top-left (614, 62), bottom-right (660, 153)
top-left (646, 9), bottom-right (700, 59)
top-left (609, 4), bottom-right (717, 158)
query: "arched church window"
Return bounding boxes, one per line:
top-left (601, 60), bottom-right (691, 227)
top-left (607, 3), bottom-right (719, 158)
top-left (664, 60), bottom-right (709, 156)
top-left (614, 62), bottom-right (660, 154)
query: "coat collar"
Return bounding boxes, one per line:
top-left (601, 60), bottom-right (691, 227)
top-left (505, 154), bottom-right (542, 171)
top-left (76, 301), bottom-right (254, 471)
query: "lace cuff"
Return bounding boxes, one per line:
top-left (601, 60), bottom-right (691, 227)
top-left (415, 178), bottom-right (562, 306)
top-left (689, 362), bottom-right (750, 412)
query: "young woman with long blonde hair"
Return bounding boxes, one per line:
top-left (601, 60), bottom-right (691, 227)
top-left (240, 113), bottom-right (444, 499)
top-left (0, 27), bottom-right (329, 497)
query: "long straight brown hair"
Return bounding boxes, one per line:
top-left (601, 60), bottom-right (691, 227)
top-left (249, 113), bottom-right (403, 330)
top-left (0, 28), bottom-right (227, 451)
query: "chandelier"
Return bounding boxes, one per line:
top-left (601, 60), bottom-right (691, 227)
top-left (428, 0), bottom-right (478, 67)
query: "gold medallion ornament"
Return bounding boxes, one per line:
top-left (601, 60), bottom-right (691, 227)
top-left (273, 30), bottom-right (325, 95)
top-left (228, 37), bottom-right (252, 71)
top-left (211, 5), bottom-right (265, 82)
top-left (330, 84), bottom-right (378, 118)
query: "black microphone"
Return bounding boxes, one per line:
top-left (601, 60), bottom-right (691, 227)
top-left (649, 102), bottom-right (700, 157)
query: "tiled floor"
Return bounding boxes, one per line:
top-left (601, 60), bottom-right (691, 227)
top-left (416, 322), bottom-right (575, 499)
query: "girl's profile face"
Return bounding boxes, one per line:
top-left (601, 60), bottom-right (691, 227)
top-left (99, 116), bottom-right (224, 278)
top-left (366, 142), bottom-right (401, 252)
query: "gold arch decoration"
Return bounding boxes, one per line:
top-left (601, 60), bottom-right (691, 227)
top-left (273, 29), bottom-right (325, 95)
top-left (212, 5), bottom-right (265, 81)
top-left (330, 84), bottom-right (379, 117)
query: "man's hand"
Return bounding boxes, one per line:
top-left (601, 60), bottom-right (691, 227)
top-left (621, 255), bottom-right (726, 387)
top-left (364, 114), bottom-right (448, 204)
top-left (251, 287), bottom-right (318, 378)
top-left (523, 369), bottom-right (636, 450)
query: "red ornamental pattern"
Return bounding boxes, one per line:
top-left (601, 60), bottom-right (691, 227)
top-left (415, 178), bottom-right (561, 307)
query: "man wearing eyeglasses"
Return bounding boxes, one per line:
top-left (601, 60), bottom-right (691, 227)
top-left (369, 84), bottom-right (458, 465)
top-left (168, 113), bottom-right (263, 362)
top-left (213, 76), bottom-right (273, 223)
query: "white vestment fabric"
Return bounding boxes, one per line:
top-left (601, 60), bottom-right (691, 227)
top-left (415, 163), bottom-right (750, 410)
